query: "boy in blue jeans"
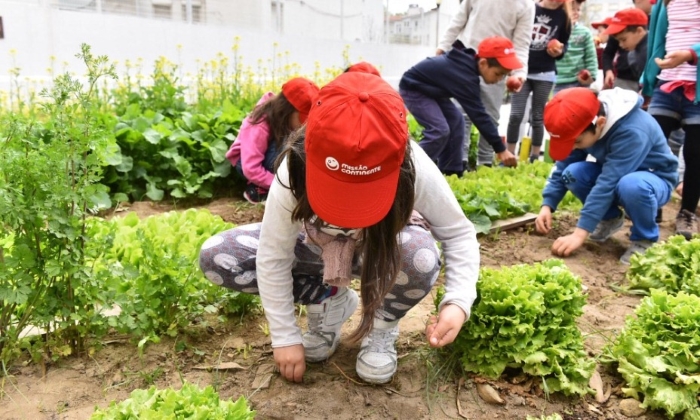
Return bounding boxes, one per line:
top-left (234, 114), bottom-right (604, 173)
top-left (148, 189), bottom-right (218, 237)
top-left (399, 37), bottom-right (520, 176)
top-left (535, 87), bottom-right (678, 264)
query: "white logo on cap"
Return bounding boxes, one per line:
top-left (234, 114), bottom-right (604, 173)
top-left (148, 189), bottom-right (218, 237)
top-left (326, 157), bottom-right (382, 176)
top-left (504, 48), bottom-right (514, 55)
top-left (325, 157), bottom-right (339, 171)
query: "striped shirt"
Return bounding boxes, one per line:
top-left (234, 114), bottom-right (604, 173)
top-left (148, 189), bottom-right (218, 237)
top-left (659, 0), bottom-right (700, 82)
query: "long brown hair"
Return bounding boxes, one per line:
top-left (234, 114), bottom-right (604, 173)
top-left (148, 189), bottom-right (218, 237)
top-left (278, 128), bottom-right (416, 342)
top-left (249, 92), bottom-right (297, 149)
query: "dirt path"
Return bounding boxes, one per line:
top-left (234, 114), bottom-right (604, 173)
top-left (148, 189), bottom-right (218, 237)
top-left (1, 197), bottom-right (684, 420)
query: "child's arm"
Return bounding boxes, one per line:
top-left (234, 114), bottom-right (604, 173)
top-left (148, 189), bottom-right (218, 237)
top-left (437, 0), bottom-right (472, 54)
top-left (411, 143), bottom-right (479, 346)
top-left (512, 1), bottom-right (536, 79)
top-left (255, 158), bottom-right (305, 350)
top-left (453, 80), bottom-right (505, 153)
top-left (583, 29), bottom-right (599, 80)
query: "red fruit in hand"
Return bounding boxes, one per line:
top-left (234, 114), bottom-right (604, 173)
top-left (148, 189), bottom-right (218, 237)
top-left (506, 77), bottom-right (522, 92)
top-left (578, 69), bottom-right (591, 81)
top-left (547, 39), bottom-right (562, 50)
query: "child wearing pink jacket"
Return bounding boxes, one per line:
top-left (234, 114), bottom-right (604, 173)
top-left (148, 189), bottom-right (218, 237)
top-left (226, 77), bottom-right (319, 203)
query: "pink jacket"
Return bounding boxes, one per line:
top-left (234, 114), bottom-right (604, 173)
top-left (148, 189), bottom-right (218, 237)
top-left (225, 92), bottom-right (276, 189)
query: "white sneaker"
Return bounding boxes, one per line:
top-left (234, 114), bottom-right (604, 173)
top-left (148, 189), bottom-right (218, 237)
top-left (356, 318), bottom-right (399, 384)
top-left (302, 288), bottom-right (358, 362)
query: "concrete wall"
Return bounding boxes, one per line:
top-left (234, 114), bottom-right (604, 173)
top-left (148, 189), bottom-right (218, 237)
top-left (0, 1), bottom-right (433, 94)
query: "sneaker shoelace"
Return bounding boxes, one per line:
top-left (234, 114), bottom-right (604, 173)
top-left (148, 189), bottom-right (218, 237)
top-left (307, 311), bottom-right (322, 334)
top-left (365, 327), bottom-right (398, 354)
top-left (684, 211), bottom-right (696, 225)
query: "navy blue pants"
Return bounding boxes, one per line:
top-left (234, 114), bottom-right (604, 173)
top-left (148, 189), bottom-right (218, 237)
top-left (400, 88), bottom-right (465, 173)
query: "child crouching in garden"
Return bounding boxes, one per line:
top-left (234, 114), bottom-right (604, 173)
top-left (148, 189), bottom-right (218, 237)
top-left (199, 71), bottom-right (480, 384)
top-left (226, 77), bottom-right (319, 204)
top-left (535, 87), bottom-right (678, 264)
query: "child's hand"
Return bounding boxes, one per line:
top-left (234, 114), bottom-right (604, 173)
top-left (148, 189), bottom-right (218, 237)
top-left (535, 206), bottom-right (553, 234)
top-left (425, 304), bottom-right (466, 348)
top-left (576, 69), bottom-right (593, 85)
top-left (547, 39), bottom-right (564, 57)
top-left (496, 150), bottom-right (518, 167)
top-left (551, 228), bottom-right (589, 257)
top-left (273, 344), bottom-right (306, 383)
top-left (506, 76), bottom-right (523, 93)
top-left (604, 70), bottom-right (615, 89)
top-left (655, 50), bottom-right (694, 69)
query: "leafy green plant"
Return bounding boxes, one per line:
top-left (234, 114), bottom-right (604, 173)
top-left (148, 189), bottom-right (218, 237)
top-left (627, 235), bottom-right (700, 296)
top-left (90, 382), bottom-right (256, 419)
top-left (89, 209), bottom-right (259, 339)
top-left (0, 44), bottom-right (117, 366)
top-left (436, 260), bottom-right (594, 396)
top-left (446, 162), bottom-right (581, 233)
top-left (104, 99), bottom-right (245, 201)
top-left (604, 290), bottom-right (700, 419)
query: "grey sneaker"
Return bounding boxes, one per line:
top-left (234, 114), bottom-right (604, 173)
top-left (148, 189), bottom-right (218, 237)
top-left (620, 240), bottom-right (654, 265)
top-left (675, 209), bottom-right (698, 240)
top-left (589, 213), bottom-right (625, 242)
top-left (302, 288), bottom-right (358, 362)
top-left (356, 318), bottom-right (399, 384)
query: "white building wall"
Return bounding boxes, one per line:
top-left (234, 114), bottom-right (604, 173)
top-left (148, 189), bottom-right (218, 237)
top-left (0, 1), bottom-right (432, 92)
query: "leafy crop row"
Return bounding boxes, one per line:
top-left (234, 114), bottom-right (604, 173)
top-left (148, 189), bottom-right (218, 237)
top-left (88, 210), bottom-right (259, 341)
top-left (446, 163), bottom-right (581, 233)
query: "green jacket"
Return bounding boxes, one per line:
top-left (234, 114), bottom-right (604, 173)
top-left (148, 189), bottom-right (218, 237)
top-left (555, 23), bottom-right (598, 84)
top-left (641, 0), bottom-right (700, 103)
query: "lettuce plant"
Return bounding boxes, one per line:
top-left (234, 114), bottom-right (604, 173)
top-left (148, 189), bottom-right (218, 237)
top-left (91, 382), bottom-right (256, 419)
top-left (438, 260), bottom-right (594, 396)
top-left (606, 290), bottom-right (700, 419)
top-left (627, 235), bottom-right (700, 296)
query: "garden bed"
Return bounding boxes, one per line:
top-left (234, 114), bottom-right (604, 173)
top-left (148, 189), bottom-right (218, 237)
top-left (1, 196), bottom-right (684, 420)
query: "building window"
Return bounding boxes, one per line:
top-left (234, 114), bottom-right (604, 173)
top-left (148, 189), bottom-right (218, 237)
top-left (153, 5), bottom-right (171, 18)
top-left (182, 4), bottom-right (202, 22)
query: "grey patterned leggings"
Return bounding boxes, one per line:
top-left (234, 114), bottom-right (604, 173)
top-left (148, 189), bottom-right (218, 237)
top-left (198, 223), bottom-right (441, 322)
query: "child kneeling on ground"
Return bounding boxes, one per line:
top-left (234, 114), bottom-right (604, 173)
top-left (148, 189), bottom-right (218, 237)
top-left (226, 77), bottom-right (319, 204)
top-left (199, 71), bottom-right (480, 384)
top-left (535, 87), bottom-right (678, 264)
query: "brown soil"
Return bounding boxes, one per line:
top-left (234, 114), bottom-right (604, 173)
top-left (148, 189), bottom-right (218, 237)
top-left (1, 196), bottom-right (685, 420)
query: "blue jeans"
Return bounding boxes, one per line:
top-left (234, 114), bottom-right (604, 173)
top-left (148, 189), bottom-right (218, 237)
top-left (563, 162), bottom-right (672, 241)
top-left (648, 86), bottom-right (700, 126)
top-left (234, 141), bottom-right (280, 182)
top-left (400, 88), bottom-right (464, 173)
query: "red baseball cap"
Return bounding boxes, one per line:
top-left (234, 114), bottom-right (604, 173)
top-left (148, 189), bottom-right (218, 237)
top-left (281, 77), bottom-right (320, 124)
top-left (591, 18), bottom-right (610, 29)
top-left (346, 61), bottom-right (381, 77)
top-left (477, 37), bottom-right (523, 71)
top-left (544, 88), bottom-right (600, 161)
top-left (304, 72), bottom-right (408, 228)
top-left (604, 8), bottom-right (648, 35)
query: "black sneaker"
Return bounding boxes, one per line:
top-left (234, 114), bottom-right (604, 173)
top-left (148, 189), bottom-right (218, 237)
top-left (655, 208), bottom-right (663, 223)
top-left (243, 184), bottom-right (268, 204)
